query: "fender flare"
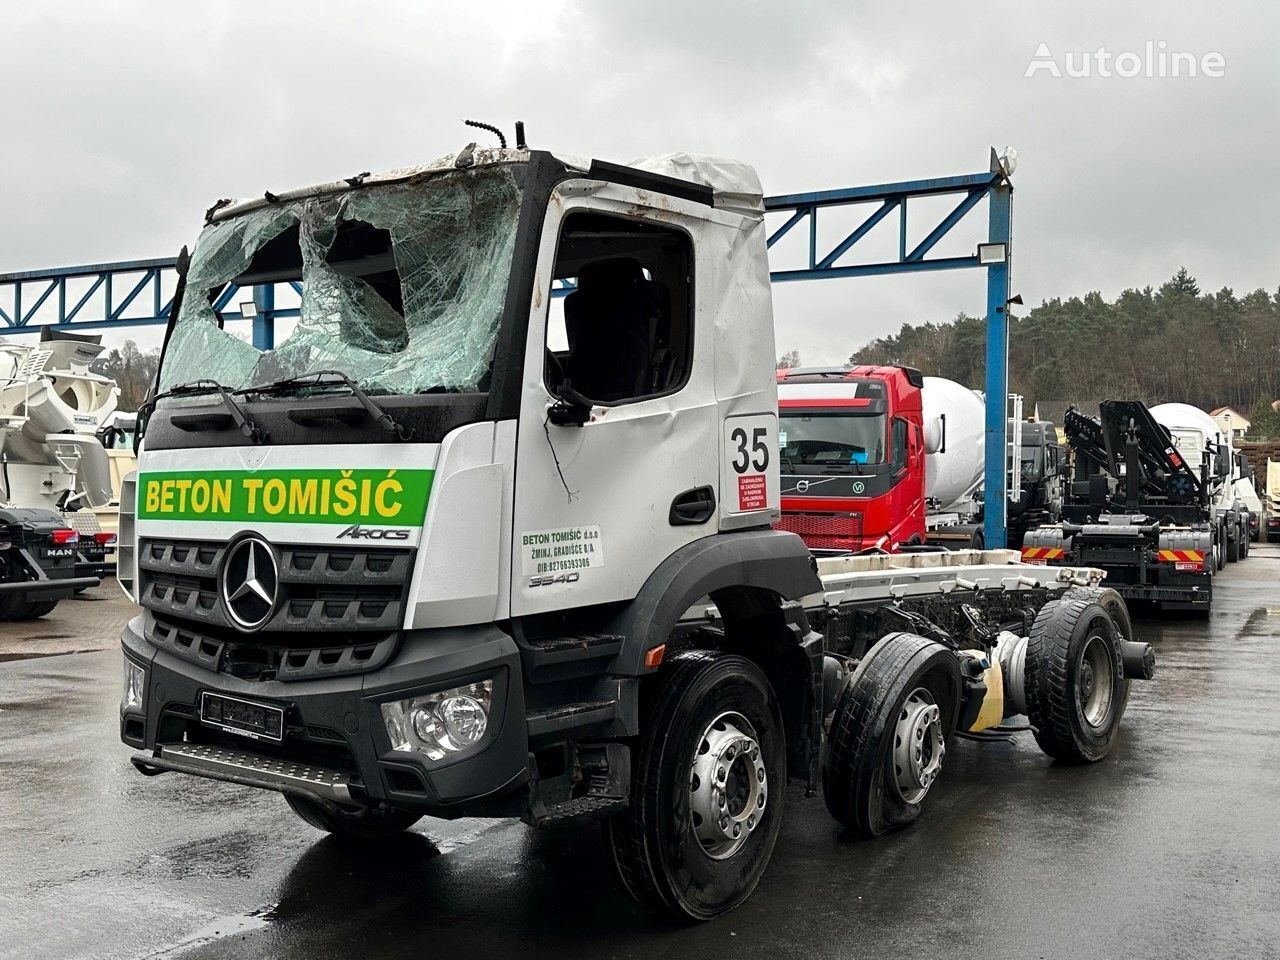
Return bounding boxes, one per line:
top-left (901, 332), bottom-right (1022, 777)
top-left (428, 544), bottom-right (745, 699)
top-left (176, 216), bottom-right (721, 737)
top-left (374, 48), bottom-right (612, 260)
top-left (607, 528), bottom-right (821, 676)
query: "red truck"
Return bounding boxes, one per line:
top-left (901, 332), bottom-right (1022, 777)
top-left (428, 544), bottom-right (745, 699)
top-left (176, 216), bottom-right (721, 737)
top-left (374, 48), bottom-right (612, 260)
top-left (775, 365), bottom-right (1057, 553)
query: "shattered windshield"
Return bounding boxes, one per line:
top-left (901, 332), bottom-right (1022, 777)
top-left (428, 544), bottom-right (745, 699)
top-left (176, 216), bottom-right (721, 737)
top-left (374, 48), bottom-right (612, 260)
top-left (158, 166), bottom-right (523, 396)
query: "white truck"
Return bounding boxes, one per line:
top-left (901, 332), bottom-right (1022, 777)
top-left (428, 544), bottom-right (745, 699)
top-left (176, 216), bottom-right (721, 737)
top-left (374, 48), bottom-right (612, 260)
top-left (118, 141), bottom-right (1154, 919)
top-left (1150, 402), bottom-right (1250, 562)
top-left (1265, 460), bottom-right (1280, 541)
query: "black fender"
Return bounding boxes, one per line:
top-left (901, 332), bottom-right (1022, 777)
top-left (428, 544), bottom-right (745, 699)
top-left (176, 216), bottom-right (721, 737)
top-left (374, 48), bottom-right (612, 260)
top-left (607, 529), bottom-right (825, 787)
top-left (607, 528), bottom-right (821, 676)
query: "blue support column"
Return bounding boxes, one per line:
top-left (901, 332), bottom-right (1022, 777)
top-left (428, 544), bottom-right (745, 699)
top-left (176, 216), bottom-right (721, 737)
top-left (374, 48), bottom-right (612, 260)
top-left (252, 284), bottom-right (275, 350)
top-left (982, 181), bottom-right (1013, 548)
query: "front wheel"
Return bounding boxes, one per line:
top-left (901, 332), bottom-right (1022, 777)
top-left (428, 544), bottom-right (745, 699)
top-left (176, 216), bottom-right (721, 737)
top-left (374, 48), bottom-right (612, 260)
top-left (605, 651), bottom-right (785, 920)
top-left (284, 794), bottom-right (423, 840)
top-left (1025, 598), bottom-right (1126, 762)
top-left (822, 632), bottom-right (961, 838)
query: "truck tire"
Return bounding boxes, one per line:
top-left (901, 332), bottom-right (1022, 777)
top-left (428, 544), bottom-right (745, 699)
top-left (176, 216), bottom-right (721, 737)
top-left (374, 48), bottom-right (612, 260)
top-left (0, 596), bottom-right (39, 620)
top-left (1062, 587), bottom-right (1133, 715)
top-left (822, 632), bottom-right (961, 838)
top-left (1025, 598), bottom-right (1126, 763)
top-left (283, 794), bottom-right (422, 840)
top-left (605, 651), bottom-right (785, 920)
top-left (0, 597), bottom-right (59, 621)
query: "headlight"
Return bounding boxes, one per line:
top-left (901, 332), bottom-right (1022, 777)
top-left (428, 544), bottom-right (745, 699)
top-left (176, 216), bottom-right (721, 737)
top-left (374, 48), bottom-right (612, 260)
top-left (122, 658), bottom-right (146, 711)
top-left (381, 680), bottom-right (493, 760)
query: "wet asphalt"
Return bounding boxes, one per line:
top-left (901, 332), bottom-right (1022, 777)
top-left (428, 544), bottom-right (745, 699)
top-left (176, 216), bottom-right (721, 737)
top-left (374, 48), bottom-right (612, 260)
top-left (2, 552), bottom-right (1279, 960)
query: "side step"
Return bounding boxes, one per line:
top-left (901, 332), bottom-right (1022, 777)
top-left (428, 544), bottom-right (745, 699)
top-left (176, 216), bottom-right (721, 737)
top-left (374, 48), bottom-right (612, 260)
top-left (132, 743), bottom-right (353, 803)
top-left (534, 795), bottom-right (627, 826)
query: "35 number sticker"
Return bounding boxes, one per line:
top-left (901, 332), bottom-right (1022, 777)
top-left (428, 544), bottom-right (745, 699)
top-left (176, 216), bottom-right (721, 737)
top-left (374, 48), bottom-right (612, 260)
top-left (730, 426), bottom-right (770, 474)
top-left (722, 415), bottom-right (779, 515)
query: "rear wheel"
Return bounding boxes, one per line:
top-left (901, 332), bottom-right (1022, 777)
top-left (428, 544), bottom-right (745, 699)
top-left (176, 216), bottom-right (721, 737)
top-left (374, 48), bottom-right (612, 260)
top-left (823, 632), bottom-right (961, 838)
top-left (606, 651), bottom-right (785, 920)
top-left (283, 794), bottom-right (422, 840)
top-left (1062, 586), bottom-right (1134, 714)
top-left (1025, 598), bottom-right (1126, 762)
top-left (0, 598), bottom-right (60, 620)
top-left (22, 600), bottom-right (58, 619)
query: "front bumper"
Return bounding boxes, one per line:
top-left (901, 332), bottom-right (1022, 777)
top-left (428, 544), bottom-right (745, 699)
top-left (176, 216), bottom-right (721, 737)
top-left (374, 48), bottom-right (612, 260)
top-left (120, 615), bottom-right (529, 813)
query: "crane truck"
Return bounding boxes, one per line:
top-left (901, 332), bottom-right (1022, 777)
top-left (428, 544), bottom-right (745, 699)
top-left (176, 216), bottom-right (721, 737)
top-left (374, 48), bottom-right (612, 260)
top-left (1023, 400), bottom-right (1219, 612)
top-left (1150, 402), bottom-right (1250, 562)
top-left (775, 366), bottom-right (1062, 551)
top-left (118, 142), bottom-right (1154, 919)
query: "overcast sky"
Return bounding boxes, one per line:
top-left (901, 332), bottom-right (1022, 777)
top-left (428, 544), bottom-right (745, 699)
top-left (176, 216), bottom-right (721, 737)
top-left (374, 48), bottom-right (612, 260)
top-left (2, 1), bottom-right (1276, 364)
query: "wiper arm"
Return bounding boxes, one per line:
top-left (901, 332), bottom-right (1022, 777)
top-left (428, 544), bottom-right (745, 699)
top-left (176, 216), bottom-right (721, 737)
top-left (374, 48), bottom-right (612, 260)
top-left (243, 370), bottom-right (414, 441)
top-left (138, 379), bottom-right (267, 444)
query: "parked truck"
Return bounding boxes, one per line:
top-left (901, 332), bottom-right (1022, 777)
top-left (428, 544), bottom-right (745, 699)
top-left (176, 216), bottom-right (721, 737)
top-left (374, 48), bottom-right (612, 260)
top-left (0, 328), bottom-right (113, 615)
top-left (1266, 460), bottom-right (1280, 542)
top-left (1023, 400), bottom-right (1219, 612)
top-left (1150, 402), bottom-right (1250, 561)
top-left (775, 366), bottom-right (1062, 551)
top-left (118, 143), bottom-right (1153, 918)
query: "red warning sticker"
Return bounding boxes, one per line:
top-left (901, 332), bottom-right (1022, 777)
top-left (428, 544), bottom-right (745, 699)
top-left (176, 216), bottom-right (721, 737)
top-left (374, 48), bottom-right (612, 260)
top-left (738, 474), bottom-right (767, 510)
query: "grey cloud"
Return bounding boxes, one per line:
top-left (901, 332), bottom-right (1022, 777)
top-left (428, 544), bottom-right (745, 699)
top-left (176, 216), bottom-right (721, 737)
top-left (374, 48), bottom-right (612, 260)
top-left (2, 1), bottom-right (1275, 364)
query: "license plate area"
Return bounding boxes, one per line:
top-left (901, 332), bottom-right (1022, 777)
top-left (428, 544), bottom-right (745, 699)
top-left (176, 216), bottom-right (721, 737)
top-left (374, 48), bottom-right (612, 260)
top-left (200, 692), bottom-right (285, 742)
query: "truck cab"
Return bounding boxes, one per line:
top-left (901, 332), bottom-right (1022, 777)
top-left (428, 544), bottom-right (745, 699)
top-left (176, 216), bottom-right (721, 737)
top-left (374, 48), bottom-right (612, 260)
top-left (774, 365), bottom-right (926, 551)
top-left (1006, 419), bottom-right (1064, 547)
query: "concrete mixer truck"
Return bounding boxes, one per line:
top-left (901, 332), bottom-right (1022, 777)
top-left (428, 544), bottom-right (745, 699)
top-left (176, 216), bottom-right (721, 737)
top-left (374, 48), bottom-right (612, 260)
top-left (0, 327), bottom-right (118, 616)
top-left (775, 366), bottom-right (1062, 551)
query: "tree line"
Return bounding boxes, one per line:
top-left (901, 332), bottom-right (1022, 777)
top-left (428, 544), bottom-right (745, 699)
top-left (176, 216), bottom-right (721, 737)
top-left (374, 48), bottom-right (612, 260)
top-left (91, 340), bottom-right (159, 412)
top-left (827, 268), bottom-right (1280, 438)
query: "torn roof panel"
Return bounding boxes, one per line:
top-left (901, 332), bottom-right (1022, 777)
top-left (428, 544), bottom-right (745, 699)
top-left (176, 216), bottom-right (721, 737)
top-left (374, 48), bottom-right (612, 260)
top-left (209, 148), bottom-right (763, 225)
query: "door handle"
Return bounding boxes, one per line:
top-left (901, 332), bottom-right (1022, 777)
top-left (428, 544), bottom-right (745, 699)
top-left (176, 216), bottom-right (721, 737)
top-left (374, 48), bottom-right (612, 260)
top-left (670, 485), bottom-right (716, 526)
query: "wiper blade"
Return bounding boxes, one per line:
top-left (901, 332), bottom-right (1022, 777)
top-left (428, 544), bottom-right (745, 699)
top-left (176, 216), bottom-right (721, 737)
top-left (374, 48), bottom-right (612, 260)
top-left (138, 379), bottom-right (267, 444)
top-left (243, 370), bottom-right (414, 441)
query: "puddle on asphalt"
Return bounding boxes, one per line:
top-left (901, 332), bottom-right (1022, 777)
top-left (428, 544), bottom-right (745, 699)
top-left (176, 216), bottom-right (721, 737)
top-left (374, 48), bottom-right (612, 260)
top-left (140, 905), bottom-right (277, 958)
top-left (0, 648), bottom-right (96, 663)
top-left (1236, 607), bottom-right (1280, 640)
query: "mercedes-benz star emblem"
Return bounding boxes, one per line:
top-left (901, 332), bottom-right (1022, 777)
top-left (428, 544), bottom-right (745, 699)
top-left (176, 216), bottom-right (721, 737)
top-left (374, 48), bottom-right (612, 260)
top-left (221, 537), bottom-right (279, 630)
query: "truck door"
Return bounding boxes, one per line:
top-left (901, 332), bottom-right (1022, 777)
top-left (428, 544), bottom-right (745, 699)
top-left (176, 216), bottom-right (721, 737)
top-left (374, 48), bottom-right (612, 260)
top-left (887, 415), bottom-right (926, 543)
top-left (510, 186), bottom-right (718, 616)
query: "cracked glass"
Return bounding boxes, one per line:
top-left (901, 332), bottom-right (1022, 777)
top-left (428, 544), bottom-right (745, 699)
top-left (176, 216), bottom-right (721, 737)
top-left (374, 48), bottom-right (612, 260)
top-left (158, 166), bottom-right (523, 396)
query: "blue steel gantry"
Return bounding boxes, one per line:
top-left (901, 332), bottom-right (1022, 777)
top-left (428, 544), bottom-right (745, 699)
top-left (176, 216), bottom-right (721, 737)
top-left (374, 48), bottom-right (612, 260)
top-left (0, 151), bottom-right (1015, 544)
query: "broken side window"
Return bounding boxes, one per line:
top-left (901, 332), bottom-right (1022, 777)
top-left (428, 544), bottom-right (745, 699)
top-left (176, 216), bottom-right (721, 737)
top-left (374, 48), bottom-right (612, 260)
top-left (543, 212), bottom-right (694, 405)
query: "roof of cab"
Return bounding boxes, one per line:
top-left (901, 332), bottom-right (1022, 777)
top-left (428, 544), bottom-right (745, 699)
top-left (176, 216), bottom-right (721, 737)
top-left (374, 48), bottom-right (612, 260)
top-left (208, 147), bottom-right (764, 225)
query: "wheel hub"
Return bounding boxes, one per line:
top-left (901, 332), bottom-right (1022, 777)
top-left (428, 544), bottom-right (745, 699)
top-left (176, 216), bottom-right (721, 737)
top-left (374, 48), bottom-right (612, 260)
top-left (892, 688), bottom-right (945, 803)
top-left (1078, 633), bottom-right (1115, 728)
top-left (689, 712), bottom-right (767, 860)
